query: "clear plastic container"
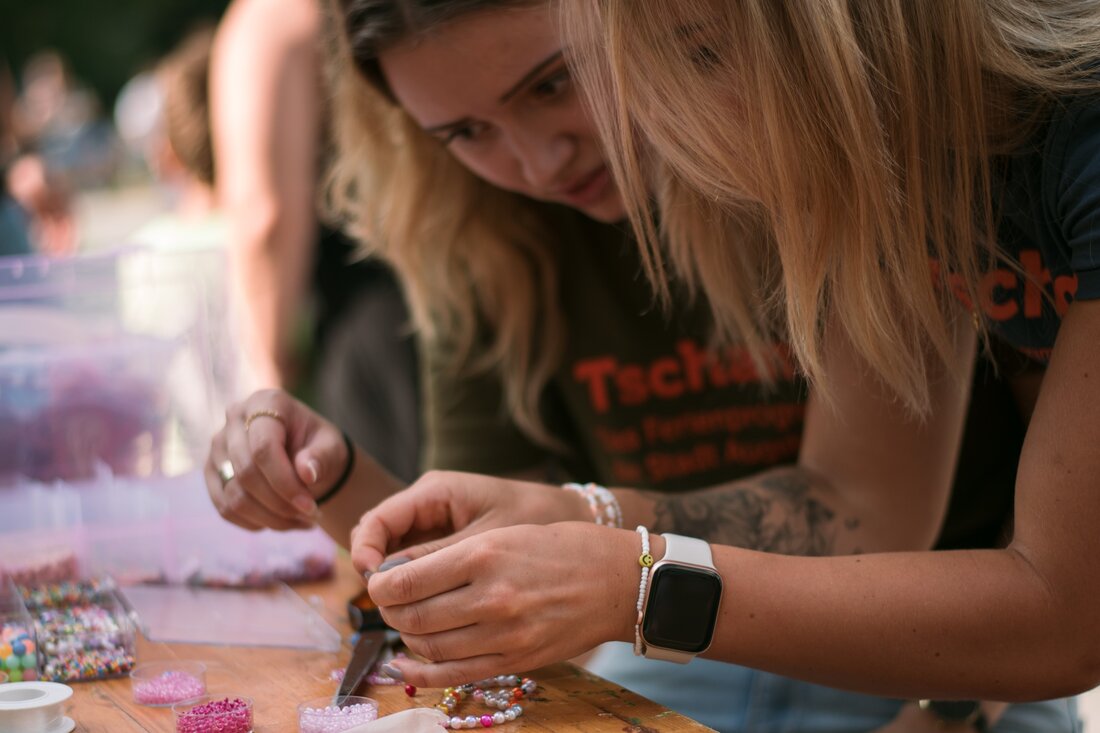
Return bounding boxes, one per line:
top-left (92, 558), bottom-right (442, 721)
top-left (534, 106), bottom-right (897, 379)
top-left (173, 695), bottom-right (253, 733)
top-left (298, 696), bottom-right (379, 733)
top-left (131, 661), bottom-right (206, 706)
top-left (0, 246), bottom-right (232, 486)
top-left (20, 577), bottom-right (137, 682)
top-left (0, 575), bottom-right (40, 683)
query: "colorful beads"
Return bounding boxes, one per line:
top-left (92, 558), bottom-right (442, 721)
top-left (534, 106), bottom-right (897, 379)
top-left (0, 622), bottom-right (38, 683)
top-left (16, 580), bottom-right (136, 682)
top-left (174, 696), bottom-right (253, 733)
top-left (404, 684), bottom-right (417, 697)
top-left (20, 579), bottom-right (115, 609)
top-left (437, 675), bottom-right (536, 728)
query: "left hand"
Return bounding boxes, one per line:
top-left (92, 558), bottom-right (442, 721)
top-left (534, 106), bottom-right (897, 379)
top-left (366, 521), bottom-right (646, 687)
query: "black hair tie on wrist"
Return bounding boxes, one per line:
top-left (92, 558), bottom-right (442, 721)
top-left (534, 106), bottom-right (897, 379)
top-left (316, 431), bottom-right (355, 507)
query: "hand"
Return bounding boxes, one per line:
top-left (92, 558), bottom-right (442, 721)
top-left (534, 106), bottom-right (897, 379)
top-left (204, 388), bottom-right (349, 530)
top-left (366, 522), bottom-right (643, 687)
top-left (349, 471), bottom-right (590, 573)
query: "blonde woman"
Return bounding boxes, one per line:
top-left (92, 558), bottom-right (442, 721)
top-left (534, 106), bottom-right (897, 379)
top-left (208, 0), bottom-right (1041, 731)
top-left (347, 0), bottom-right (1099, 729)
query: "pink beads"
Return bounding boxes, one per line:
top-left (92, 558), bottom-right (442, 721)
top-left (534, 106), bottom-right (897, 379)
top-left (134, 670), bottom-right (206, 705)
top-left (481, 715), bottom-right (493, 727)
top-left (174, 696), bottom-right (253, 733)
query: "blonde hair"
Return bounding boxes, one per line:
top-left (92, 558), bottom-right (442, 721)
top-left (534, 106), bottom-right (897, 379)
top-left (565, 0), bottom-right (1100, 414)
top-left (324, 0), bottom-right (565, 446)
top-left (160, 26), bottom-right (217, 186)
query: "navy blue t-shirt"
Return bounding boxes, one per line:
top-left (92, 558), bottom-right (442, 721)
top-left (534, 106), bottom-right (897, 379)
top-left (975, 92), bottom-right (1100, 361)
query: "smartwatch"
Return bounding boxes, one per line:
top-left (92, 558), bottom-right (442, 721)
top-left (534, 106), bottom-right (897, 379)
top-left (640, 533), bottom-right (723, 663)
top-left (918, 699), bottom-right (989, 732)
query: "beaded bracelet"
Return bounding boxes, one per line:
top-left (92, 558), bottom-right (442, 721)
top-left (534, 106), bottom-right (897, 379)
top-left (433, 674), bottom-right (536, 728)
top-left (633, 525), bottom-right (654, 656)
top-left (316, 432), bottom-right (355, 507)
top-left (562, 482), bottom-right (623, 528)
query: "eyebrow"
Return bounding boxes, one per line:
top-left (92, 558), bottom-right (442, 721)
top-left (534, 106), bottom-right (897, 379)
top-left (423, 50), bottom-right (565, 135)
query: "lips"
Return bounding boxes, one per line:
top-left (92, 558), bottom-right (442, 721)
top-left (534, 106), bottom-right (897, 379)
top-left (557, 166), bottom-right (611, 207)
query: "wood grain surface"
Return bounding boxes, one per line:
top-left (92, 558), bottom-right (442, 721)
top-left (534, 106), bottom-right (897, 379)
top-left (63, 555), bottom-right (715, 732)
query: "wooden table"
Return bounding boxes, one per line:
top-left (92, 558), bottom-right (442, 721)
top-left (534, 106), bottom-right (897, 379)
top-left (66, 557), bottom-right (715, 732)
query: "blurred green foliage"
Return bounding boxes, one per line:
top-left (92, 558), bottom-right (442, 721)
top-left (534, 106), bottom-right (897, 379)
top-left (0, 0), bottom-right (230, 106)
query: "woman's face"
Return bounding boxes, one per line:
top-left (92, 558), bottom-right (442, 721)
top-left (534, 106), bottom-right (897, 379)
top-left (378, 4), bottom-right (625, 222)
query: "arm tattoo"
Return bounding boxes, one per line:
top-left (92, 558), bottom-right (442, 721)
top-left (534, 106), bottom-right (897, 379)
top-left (648, 468), bottom-right (858, 556)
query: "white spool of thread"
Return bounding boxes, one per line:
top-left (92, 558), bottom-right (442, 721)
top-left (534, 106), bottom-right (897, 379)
top-left (0, 681), bottom-right (75, 733)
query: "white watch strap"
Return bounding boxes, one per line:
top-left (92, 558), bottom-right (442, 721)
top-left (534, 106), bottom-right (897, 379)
top-left (642, 534), bottom-right (718, 663)
top-left (660, 533), bottom-right (715, 568)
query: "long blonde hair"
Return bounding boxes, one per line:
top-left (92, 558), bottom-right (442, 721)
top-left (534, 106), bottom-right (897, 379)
top-left (324, 0), bottom-right (565, 446)
top-left (565, 0), bottom-right (1100, 414)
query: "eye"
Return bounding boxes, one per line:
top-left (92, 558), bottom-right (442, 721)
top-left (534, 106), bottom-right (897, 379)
top-left (531, 70), bottom-right (571, 101)
top-left (442, 121), bottom-right (491, 145)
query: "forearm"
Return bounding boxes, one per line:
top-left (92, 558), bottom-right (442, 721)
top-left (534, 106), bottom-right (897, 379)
top-left (315, 445), bottom-right (405, 548)
top-left (228, 218), bottom-right (313, 387)
top-left (615, 464), bottom-right (892, 557)
top-left (701, 544), bottom-right (1094, 701)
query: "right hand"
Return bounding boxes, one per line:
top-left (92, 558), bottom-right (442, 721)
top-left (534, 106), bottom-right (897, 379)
top-left (204, 389), bottom-right (349, 531)
top-left (350, 471), bottom-right (591, 574)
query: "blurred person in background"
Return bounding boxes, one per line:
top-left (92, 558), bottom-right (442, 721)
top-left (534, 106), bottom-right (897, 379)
top-left (119, 27), bottom-right (224, 250)
top-left (12, 50), bottom-right (118, 191)
top-left (1, 55), bottom-right (75, 257)
top-left (0, 58), bottom-right (33, 256)
top-left (210, 0), bottom-right (419, 481)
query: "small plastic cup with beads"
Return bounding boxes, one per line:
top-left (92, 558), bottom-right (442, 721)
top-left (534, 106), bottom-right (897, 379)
top-left (173, 695), bottom-right (253, 733)
top-left (297, 696), bottom-right (379, 733)
top-left (131, 661), bottom-right (207, 706)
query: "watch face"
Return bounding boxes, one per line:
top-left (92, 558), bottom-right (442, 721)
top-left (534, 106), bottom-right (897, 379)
top-left (927, 700), bottom-right (981, 722)
top-left (641, 564), bottom-right (722, 653)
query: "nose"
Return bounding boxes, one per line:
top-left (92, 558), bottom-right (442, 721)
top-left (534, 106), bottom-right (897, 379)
top-left (506, 126), bottom-right (576, 190)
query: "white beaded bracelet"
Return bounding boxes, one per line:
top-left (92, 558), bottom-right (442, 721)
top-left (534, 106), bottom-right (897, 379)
top-left (562, 482), bottom-right (623, 528)
top-left (633, 525), bottom-right (654, 656)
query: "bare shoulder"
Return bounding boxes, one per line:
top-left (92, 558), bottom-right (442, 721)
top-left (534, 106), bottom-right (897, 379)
top-left (214, 0), bottom-right (321, 64)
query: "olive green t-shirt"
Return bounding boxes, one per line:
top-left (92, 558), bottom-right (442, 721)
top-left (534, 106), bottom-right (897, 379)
top-left (423, 214), bottom-right (807, 492)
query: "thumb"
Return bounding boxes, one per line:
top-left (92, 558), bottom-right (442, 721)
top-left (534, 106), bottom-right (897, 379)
top-left (387, 522), bottom-right (493, 564)
top-left (293, 427), bottom-right (350, 494)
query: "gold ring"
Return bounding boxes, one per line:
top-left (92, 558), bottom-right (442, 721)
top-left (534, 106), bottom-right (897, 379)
top-left (217, 459), bottom-right (235, 485)
top-left (245, 409), bottom-right (285, 432)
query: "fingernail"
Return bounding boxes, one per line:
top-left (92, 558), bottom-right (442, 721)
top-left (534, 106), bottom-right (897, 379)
top-left (380, 663), bottom-right (404, 681)
top-left (306, 459), bottom-right (320, 485)
top-left (362, 570), bottom-right (374, 581)
top-left (293, 494), bottom-right (317, 515)
top-left (378, 557), bottom-right (410, 572)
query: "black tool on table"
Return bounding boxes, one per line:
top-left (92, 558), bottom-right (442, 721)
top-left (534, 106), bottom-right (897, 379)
top-left (334, 589), bottom-right (398, 705)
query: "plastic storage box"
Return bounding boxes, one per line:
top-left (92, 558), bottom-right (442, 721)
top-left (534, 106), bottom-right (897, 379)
top-left (0, 575), bottom-right (40, 683)
top-left (19, 577), bottom-right (137, 682)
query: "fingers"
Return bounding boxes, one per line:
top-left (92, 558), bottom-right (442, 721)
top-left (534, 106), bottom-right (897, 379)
top-left (206, 390), bottom-right (324, 531)
top-left (377, 582), bottom-right (481, 636)
top-left (223, 394), bottom-right (319, 512)
top-left (204, 431), bottom-right (261, 531)
top-left (367, 539), bottom-right (475, 608)
top-left (241, 403), bottom-right (319, 517)
top-left (292, 425), bottom-right (349, 498)
top-left (208, 428), bottom-right (310, 531)
top-left (382, 654), bottom-right (510, 690)
top-left (350, 474), bottom-right (460, 573)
